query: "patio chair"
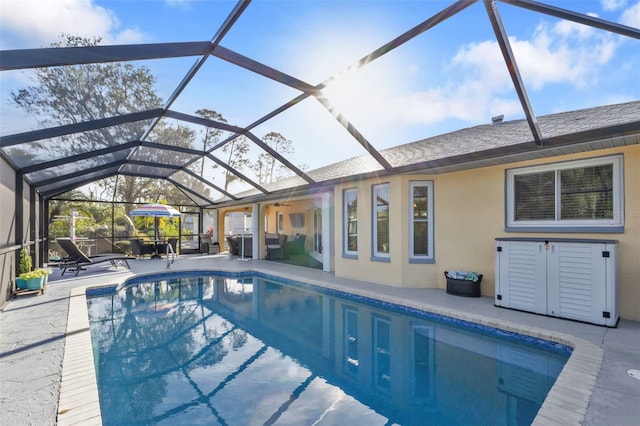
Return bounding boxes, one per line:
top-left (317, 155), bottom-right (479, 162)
top-left (56, 238), bottom-right (134, 276)
top-left (199, 234), bottom-right (219, 254)
top-left (130, 238), bottom-right (155, 258)
top-left (167, 237), bottom-right (179, 253)
top-left (266, 232), bottom-right (287, 260)
top-left (226, 236), bottom-right (239, 256)
top-left (284, 234), bottom-right (306, 257)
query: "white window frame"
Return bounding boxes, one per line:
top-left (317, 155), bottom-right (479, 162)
top-left (506, 155), bottom-right (624, 231)
top-left (343, 188), bottom-right (358, 257)
top-left (372, 315), bottom-right (391, 392)
top-left (276, 211), bottom-right (284, 233)
top-left (409, 181), bottom-right (434, 262)
top-left (372, 183), bottom-right (390, 260)
top-left (344, 307), bottom-right (359, 376)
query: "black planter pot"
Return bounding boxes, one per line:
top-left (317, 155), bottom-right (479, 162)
top-left (445, 272), bottom-right (482, 297)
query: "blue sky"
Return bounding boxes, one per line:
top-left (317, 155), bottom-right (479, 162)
top-left (1, 0), bottom-right (639, 194)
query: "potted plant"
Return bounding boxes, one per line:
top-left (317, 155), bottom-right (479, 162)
top-left (18, 269), bottom-right (51, 291)
top-left (16, 248), bottom-right (32, 290)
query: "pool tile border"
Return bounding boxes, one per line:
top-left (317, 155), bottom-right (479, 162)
top-left (60, 268), bottom-right (604, 426)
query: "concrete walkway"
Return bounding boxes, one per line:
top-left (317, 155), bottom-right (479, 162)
top-left (1, 254), bottom-right (639, 425)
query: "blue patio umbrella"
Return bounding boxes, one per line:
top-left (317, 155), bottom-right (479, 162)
top-left (129, 203), bottom-right (181, 240)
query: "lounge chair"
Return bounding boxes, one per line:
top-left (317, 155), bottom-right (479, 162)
top-left (56, 238), bottom-right (134, 276)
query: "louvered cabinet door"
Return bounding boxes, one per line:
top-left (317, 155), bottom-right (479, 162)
top-left (495, 238), bottom-right (618, 327)
top-left (495, 240), bottom-right (547, 315)
top-left (546, 242), bottom-right (617, 326)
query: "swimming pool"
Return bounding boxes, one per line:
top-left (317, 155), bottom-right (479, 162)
top-left (87, 271), bottom-right (571, 425)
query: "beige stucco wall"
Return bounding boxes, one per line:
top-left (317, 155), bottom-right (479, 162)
top-left (334, 145), bottom-right (640, 321)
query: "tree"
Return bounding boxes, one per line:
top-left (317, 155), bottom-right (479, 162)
top-left (10, 34), bottom-right (165, 205)
top-left (194, 109), bottom-right (227, 177)
top-left (253, 131), bottom-right (296, 185)
top-left (220, 135), bottom-right (250, 192)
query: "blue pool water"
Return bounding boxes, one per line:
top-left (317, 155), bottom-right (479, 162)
top-left (86, 271), bottom-right (571, 425)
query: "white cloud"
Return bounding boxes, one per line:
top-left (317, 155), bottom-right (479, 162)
top-left (553, 13), bottom-right (600, 39)
top-left (165, 0), bottom-right (192, 8)
top-left (447, 18), bottom-right (618, 94)
top-left (112, 28), bottom-right (148, 45)
top-left (620, 1), bottom-right (640, 27)
top-left (383, 13), bottom-right (623, 128)
top-left (388, 40), bottom-right (519, 125)
top-left (601, 0), bottom-right (627, 12)
top-left (0, 0), bottom-right (148, 48)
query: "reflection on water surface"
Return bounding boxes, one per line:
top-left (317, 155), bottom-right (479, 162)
top-left (87, 272), bottom-right (570, 425)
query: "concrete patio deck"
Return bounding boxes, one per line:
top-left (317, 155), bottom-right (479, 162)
top-left (1, 254), bottom-right (639, 425)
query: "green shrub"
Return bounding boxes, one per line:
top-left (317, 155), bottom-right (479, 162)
top-left (19, 248), bottom-right (32, 274)
top-left (19, 269), bottom-right (52, 279)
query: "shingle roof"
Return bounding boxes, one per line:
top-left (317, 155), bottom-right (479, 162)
top-left (248, 100), bottom-right (640, 200)
top-left (319, 100), bottom-right (639, 176)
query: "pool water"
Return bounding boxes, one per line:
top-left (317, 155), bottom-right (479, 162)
top-left (87, 272), bottom-right (571, 425)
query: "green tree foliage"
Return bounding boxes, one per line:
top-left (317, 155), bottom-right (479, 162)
top-left (9, 34), bottom-right (168, 204)
top-left (9, 34), bottom-right (308, 207)
top-left (11, 35), bottom-right (161, 130)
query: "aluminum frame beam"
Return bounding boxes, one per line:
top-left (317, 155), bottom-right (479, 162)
top-left (181, 168), bottom-right (239, 201)
top-left (166, 177), bottom-right (218, 205)
top-left (0, 109), bottom-right (163, 147)
top-left (0, 42), bottom-right (212, 71)
top-left (30, 161), bottom-right (123, 188)
top-left (500, 0), bottom-right (640, 39)
top-left (484, 0), bottom-right (542, 144)
top-left (40, 169), bottom-right (120, 198)
top-left (19, 141), bottom-right (138, 174)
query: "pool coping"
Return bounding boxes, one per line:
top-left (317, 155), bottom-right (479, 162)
top-left (57, 269), bottom-right (603, 425)
top-left (57, 285), bottom-right (102, 426)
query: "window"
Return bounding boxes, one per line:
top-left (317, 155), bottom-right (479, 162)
top-left (276, 211), bottom-right (284, 233)
top-left (412, 324), bottom-right (435, 401)
top-left (372, 183), bottom-right (390, 259)
top-left (343, 188), bottom-right (358, 256)
top-left (344, 307), bottom-right (359, 376)
top-left (373, 316), bottom-right (391, 391)
top-left (506, 155), bottom-right (624, 231)
top-left (313, 207), bottom-right (322, 253)
top-left (409, 181), bottom-right (434, 262)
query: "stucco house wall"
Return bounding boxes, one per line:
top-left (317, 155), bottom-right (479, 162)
top-left (334, 145), bottom-right (640, 321)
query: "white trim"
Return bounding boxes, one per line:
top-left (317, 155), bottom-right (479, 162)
top-left (372, 315), bottom-right (391, 391)
top-left (372, 183), bottom-right (390, 259)
top-left (343, 306), bottom-right (359, 376)
top-left (409, 181), bottom-right (434, 261)
top-left (506, 155), bottom-right (624, 230)
top-left (276, 211), bottom-right (284, 233)
top-left (343, 188), bottom-right (358, 256)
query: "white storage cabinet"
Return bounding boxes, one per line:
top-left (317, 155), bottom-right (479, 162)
top-left (495, 238), bottom-right (618, 327)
